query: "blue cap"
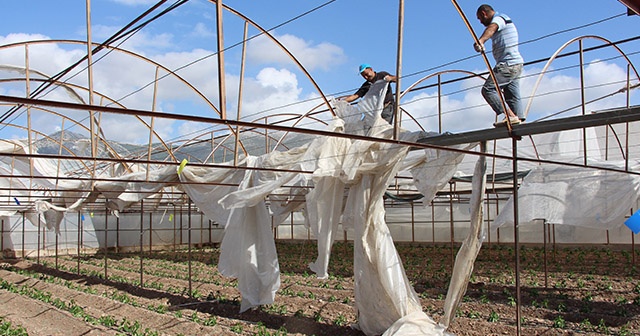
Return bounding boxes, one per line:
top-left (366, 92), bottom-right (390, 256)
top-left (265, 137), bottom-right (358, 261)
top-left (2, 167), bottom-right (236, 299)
top-left (358, 63), bottom-right (371, 74)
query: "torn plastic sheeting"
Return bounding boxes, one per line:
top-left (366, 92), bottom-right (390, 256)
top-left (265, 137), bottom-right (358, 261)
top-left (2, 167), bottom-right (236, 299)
top-left (333, 82), bottom-right (443, 335)
top-left (492, 160), bottom-right (640, 230)
top-left (217, 156), bottom-right (280, 312)
top-left (409, 142), bottom-right (478, 206)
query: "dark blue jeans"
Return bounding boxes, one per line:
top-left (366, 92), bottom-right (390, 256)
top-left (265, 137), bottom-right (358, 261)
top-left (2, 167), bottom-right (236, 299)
top-left (481, 63), bottom-right (524, 120)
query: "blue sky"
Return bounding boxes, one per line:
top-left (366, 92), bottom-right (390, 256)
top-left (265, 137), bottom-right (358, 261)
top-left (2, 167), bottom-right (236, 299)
top-left (0, 0), bottom-right (638, 143)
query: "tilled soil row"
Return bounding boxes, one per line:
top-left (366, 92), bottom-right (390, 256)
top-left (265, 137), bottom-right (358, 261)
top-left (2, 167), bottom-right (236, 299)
top-left (2, 243), bottom-right (640, 336)
top-left (6, 258), bottom-right (364, 335)
top-left (48, 256), bottom-right (359, 324)
top-left (0, 267), bottom-right (231, 335)
top-left (0, 290), bottom-right (120, 336)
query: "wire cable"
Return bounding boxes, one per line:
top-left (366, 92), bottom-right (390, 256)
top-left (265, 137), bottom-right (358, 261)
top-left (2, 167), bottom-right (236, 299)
top-left (0, 0), bottom-right (187, 127)
top-left (109, 0), bottom-right (338, 107)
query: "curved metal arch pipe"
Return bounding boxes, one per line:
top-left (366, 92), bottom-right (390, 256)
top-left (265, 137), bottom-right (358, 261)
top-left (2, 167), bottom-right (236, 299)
top-left (270, 105), bottom-right (330, 151)
top-left (524, 35), bottom-right (640, 119)
top-left (401, 69), bottom-right (486, 132)
top-left (0, 40), bottom-right (229, 161)
top-left (0, 104), bottom-right (171, 178)
top-left (0, 39), bottom-right (219, 113)
top-left (207, 128), bottom-right (292, 163)
top-left (1, 104), bottom-right (119, 158)
top-left (0, 123), bottom-right (92, 174)
top-left (2, 2), bottom-right (340, 163)
top-left (0, 73), bottom-right (179, 164)
top-left (209, 1), bottom-right (334, 117)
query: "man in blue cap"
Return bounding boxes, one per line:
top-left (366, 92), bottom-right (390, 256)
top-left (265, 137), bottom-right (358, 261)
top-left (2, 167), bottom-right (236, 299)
top-left (342, 63), bottom-right (397, 124)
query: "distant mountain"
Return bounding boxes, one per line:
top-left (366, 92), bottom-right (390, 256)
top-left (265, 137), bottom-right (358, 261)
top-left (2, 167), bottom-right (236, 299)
top-left (36, 130), bottom-right (145, 158)
top-left (35, 129), bottom-right (316, 165)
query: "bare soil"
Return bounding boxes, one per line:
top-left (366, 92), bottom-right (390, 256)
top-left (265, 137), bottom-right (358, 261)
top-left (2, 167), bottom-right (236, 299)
top-left (0, 241), bottom-right (639, 335)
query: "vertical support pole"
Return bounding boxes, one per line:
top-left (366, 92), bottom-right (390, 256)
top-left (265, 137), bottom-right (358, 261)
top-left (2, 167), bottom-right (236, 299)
top-left (496, 197), bottom-right (501, 243)
top-left (42, 223), bottom-right (46, 260)
top-left (139, 200), bottom-right (144, 287)
top-left (265, 117), bottom-right (269, 154)
top-left (633, 231), bottom-right (636, 266)
top-left (234, 21), bottom-right (248, 165)
top-left (179, 204), bottom-right (184, 245)
top-left (392, 0), bottom-right (404, 140)
top-left (273, 216), bottom-right (277, 241)
top-left (431, 201), bottom-right (435, 245)
top-left (173, 204), bottom-right (177, 251)
top-left (215, 0), bottom-right (227, 119)
top-left (542, 219), bottom-right (548, 288)
top-left (26, 44), bottom-right (35, 194)
top-left (77, 212), bottom-right (82, 275)
top-left (632, 208), bottom-right (636, 265)
top-left (512, 138), bottom-right (522, 336)
top-left (22, 212), bottom-right (25, 258)
top-left (104, 206), bottom-right (109, 279)
top-left (0, 218), bottom-right (3, 259)
top-left (149, 212), bottom-right (153, 252)
top-left (290, 212), bottom-right (294, 239)
top-left (411, 201), bottom-right (415, 242)
top-left (486, 194), bottom-right (492, 255)
top-left (200, 213), bottom-right (204, 255)
top-left (552, 224), bottom-right (557, 262)
top-left (449, 182), bottom-right (455, 267)
top-left (55, 219), bottom-right (59, 269)
top-left (437, 74), bottom-right (443, 133)
top-left (85, 0), bottom-right (98, 179)
top-left (625, 64), bottom-right (630, 172)
top-left (116, 216), bottom-right (120, 254)
top-left (579, 40), bottom-right (587, 166)
top-left (37, 215), bottom-right (41, 264)
top-left (188, 201), bottom-right (193, 297)
top-left (605, 124), bottom-right (610, 161)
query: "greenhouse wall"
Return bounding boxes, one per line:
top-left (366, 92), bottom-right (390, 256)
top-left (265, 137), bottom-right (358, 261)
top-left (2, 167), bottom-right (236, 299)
top-left (2, 193), bottom-right (637, 258)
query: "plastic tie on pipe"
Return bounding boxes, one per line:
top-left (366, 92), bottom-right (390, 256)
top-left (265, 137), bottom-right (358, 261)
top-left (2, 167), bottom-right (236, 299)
top-left (178, 159), bottom-right (188, 175)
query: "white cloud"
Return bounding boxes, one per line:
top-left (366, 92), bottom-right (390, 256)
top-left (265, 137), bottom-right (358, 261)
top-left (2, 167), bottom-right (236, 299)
top-left (247, 32), bottom-right (346, 71)
top-left (0, 33), bottom-right (50, 45)
top-left (0, 34), bottom-right (86, 80)
top-left (192, 22), bottom-right (215, 38)
top-left (256, 67), bottom-right (299, 91)
top-left (239, 67), bottom-right (302, 120)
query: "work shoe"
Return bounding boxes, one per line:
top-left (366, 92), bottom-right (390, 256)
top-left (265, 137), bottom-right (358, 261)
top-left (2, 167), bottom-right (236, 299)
top-left (493, 116), bottom-right (521, 127)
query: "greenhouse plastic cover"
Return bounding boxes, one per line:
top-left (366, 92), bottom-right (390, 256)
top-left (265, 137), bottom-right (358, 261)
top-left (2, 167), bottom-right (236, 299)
top-left (493, 159), bottom-right (640, 230)
top-left (2, 79), bottom-right (640, 335)
top-left (178, 81), bottom-right (452, 334)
